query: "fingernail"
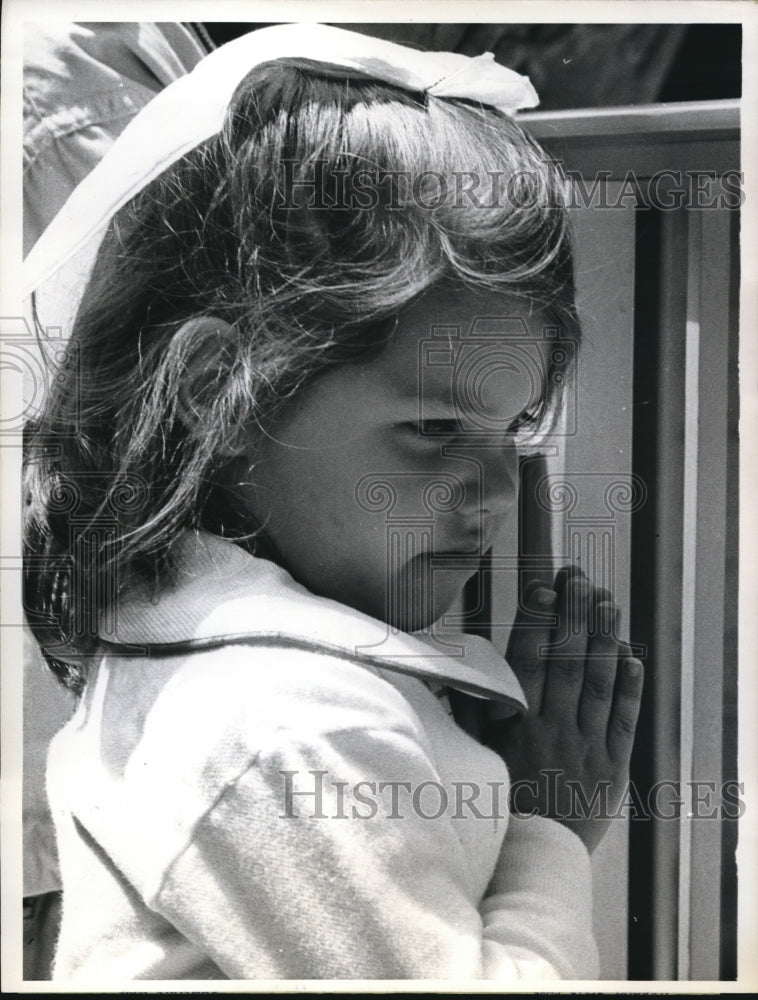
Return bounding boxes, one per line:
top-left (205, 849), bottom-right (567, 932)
top-left (534, 587), bottom-right (557, 608)
top-left (558, 564), bottom-right (585, 581)
top-left (625, 659), bottom-right (642, 677)
top-left (568, 578), bottom-right (591, 624)
top-left (599, 602), bottom-right (618, 634)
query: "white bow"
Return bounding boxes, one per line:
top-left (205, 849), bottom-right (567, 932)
top-left (23, 22), bottom-right (538, 297)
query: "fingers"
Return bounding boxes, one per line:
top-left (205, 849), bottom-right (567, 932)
top-left (586, 587), bottom-right (614, 633)
top-left (617, 640), bottom-right (633, 663)
top-left (607, 657), bottom-right (644, 764)
top-left (513, 566), bottom-right (643, 764)
top-left (578, 602), bottom-right (620, 735)
top-left (505, 579), bottom-right (556, 716)
top-left (541, 571), bottom-right (592, 717)
top-left (553, 564), bottom-right (584, 591)
top-left (553, 566), bottom-right (612, 630)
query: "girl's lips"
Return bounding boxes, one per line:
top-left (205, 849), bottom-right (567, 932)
top-left (430, 544), bottom-right (492, 558)
top-left (436, 528), bottom-right (498, 557)
top-left (407, 516), bottom-right (499, 558)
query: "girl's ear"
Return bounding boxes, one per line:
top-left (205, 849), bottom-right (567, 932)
top-left (174, 316), bottom-right (248, 458)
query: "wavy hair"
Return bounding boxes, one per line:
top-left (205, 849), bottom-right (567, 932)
top-left (24, 58), bottom-right (580, 692)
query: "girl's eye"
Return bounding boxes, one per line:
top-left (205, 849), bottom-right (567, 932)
top-left (404, 406), bottom-right (543, 441)
top-left (507, 406), bottom-right (541, 434)
top-left (416, 418), bottom-right (463, 437)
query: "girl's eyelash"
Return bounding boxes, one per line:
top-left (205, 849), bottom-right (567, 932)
top-left (409, 407), bottom-right (542, 439)
top-left (508, 406), bottom-right (541, 432)
top-left (416, 419), bottom-right (463, 436)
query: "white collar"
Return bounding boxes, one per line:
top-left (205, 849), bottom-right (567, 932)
top-left (106, 531), bottom-right (527, 714)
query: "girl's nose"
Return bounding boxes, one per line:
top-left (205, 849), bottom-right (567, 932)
top-left (477, 443), bottom-right (519, 516)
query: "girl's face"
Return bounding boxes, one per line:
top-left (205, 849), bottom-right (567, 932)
top-left (236, 283), bottom-right (552, 630)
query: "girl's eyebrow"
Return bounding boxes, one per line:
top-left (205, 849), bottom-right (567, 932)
top-left (407, 372), bottom-right (549, 422)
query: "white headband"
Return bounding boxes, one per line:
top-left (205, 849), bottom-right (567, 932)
top-left (23, 22), bottom-right (538, 298)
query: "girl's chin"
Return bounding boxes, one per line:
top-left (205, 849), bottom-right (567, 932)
top-left (380, 562), bottom-right (478, 633)
top-left (310, 555), bottom-right (478, 631)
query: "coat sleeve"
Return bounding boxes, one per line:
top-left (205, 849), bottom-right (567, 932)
top-left (149, 653), bottom-right (599, 981)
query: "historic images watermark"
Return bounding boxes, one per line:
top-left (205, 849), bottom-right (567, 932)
top-left (278, 769), bottom-right (746, 822)
top-left (276, 162), bottom-right (744, 212)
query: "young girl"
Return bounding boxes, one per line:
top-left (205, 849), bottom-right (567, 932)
top-left (23, 23), bottom-right (643, 982)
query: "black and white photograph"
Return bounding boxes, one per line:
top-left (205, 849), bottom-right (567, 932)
top-left (1, 0), bottom-right (756, 990)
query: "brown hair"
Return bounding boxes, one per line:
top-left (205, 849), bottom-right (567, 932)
top-left (24, 58), bottom-right (579, 693)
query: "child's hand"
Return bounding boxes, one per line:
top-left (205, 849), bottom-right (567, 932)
top-left (483, 566), bottom-right (644, 854)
